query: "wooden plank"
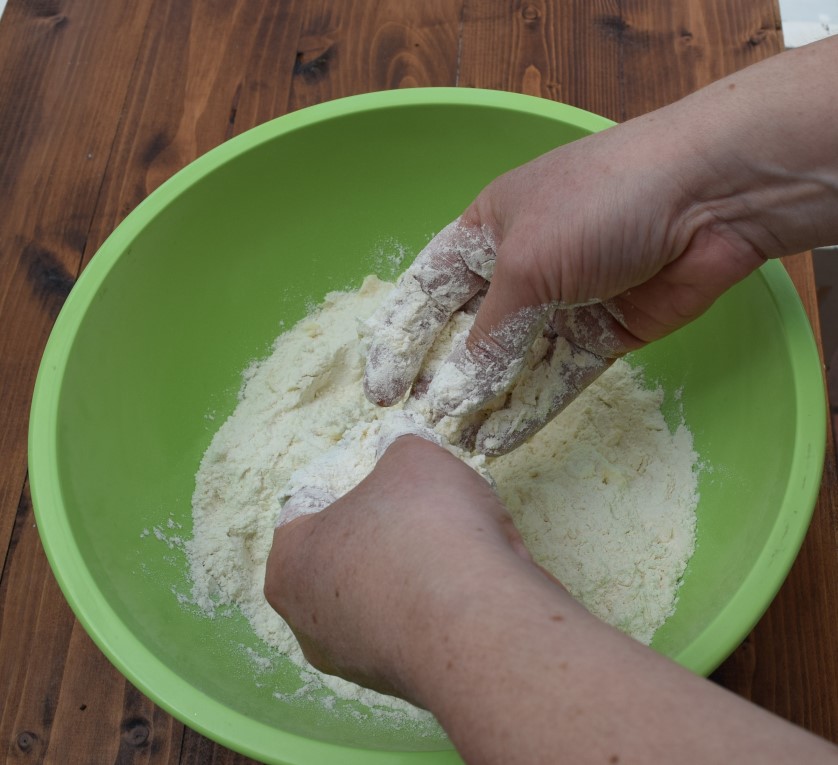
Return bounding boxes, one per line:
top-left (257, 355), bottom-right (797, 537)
top-left (612, 0), bottom-right (783, 118)
top-left (1, 0), bottom-right (835, 762)
top-left (0, 0), bottom-right (169, 760)
top-left (0, 0), bottom-right (155, 607)
top-left (9, 1), bottom-right (304, 762)
top-left (458, 0), bottom-right (783, 120)
top-left (0, 483), bottom-right (183, 764)
top-left (458, 0), bottom-right (623, 117)
top-left (0, 485), bottom-right (75, 763)
top-left (82, 0), bottom-right (304, 262)
top-left (285, 0), bottom-right (463, 113)
top-left (177, 734), bottom-right (265, 765)
top-left (43, 623), bottom-right (184, 764)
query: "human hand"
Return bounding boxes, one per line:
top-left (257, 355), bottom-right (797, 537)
top-left (363, 115), bottom-right (767, 455)
top-left (264, 433), bottom-right (838, 765)
top-left (264, 434), bottom-right (535, 707)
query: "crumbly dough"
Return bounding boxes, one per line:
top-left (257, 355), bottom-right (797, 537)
top-left (186, 275), bottom-right (699, 719)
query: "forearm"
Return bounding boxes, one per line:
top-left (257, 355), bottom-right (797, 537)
top-left (407, 559), bottom-right (838, 765)
top-left (666, 36), bottom-right (838, 256)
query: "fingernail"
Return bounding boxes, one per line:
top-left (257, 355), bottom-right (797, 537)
top-left (363, 342), bottom-right (411, 406)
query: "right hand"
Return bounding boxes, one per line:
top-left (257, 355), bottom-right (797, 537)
top-left (363, 115), bottom-right (765, 455)
top-left (365, 37), bottom-right (838, 456)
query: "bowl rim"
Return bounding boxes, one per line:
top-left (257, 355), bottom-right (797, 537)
top-left (671, 259), bottom-right (826, 673)
top-left (28, 87), bottom-right (826, 764)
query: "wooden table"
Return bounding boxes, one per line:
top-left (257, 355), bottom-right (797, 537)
top-left (1, 1), bottom-right (835, 762)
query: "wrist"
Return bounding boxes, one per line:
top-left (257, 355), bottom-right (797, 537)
top-left (667, 39), bottom-right (838, 257)
top-left (396, 550), bottom-right (583, 713)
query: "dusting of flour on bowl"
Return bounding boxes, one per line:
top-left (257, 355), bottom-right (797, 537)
top-left (187, 274), bottom-right (699, 722)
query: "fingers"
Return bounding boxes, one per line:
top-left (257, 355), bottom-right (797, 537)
top-left (469, 299), bottom-right (643, 455)
top-left (276, 430), bottom-right (371, 528)
top-left (476, 343), bottom-right (610, 456)
top-left (363, 219), bottom-right (495, 406)
top-left (427, 299), bottom-right (627, 450)
top-left (551, 302), bottom-right (645, 358)
top-left (277, 412), bottom-right (447, 528)
top-left (361, 211), bottom-right (641, 456)
top-left (424, 226), bottom-right (562, 419)
top-left (427, 303), bottom-right (550, 417)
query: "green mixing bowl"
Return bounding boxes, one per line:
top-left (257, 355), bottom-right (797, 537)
top-left (29, 89), bottom-right (825, 764)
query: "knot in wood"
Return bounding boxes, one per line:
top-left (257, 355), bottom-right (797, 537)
top-left (121, 717), bottom-right (150, 747)
top-left (23, 244), bottom-right (76, 318)
top-left (748, 27), bottom-right (769, 46)
top-left (17, 731), bottom-right (36, 752)
top-left (521, 4), bottom-right (541, 21)
top-left (597, 15), bottom-right (630, 37)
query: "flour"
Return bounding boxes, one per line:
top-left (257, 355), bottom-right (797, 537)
top-left (491, 368), bottom-right (698, 643)
top-left (186, 274), bottom-right (699, 723)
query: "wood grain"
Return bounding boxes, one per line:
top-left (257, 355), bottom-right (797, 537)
top-left (0, 0), bottom-right (155, 622)
top-left (82, 0), bottom-right (305, 262)
top-left (0, 485), bottom-right (74, 763)
top-left (285, 0), bottom-right (462, 113)
top-left (0, 0), bottom-right (835, 763)
top-left (0, 2), bottom-right (175, 759)
top-left (458, 0), bottom-right (784, 120)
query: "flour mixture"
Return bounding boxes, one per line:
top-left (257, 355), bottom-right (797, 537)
top-left (186, 274), bottom-right (699, 720)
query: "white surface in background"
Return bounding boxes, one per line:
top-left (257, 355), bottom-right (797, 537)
top-left (779, 0), bottom-right (838, 45)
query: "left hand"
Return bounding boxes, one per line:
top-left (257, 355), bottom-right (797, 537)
top-left (264, 435), bottom-right (533, 707)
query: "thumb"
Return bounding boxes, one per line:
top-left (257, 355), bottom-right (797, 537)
top-left (605, 226), bottom-right (766, 345)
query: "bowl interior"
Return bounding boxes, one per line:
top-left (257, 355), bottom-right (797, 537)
top-left (31, 91), bottom-right (824, 764)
